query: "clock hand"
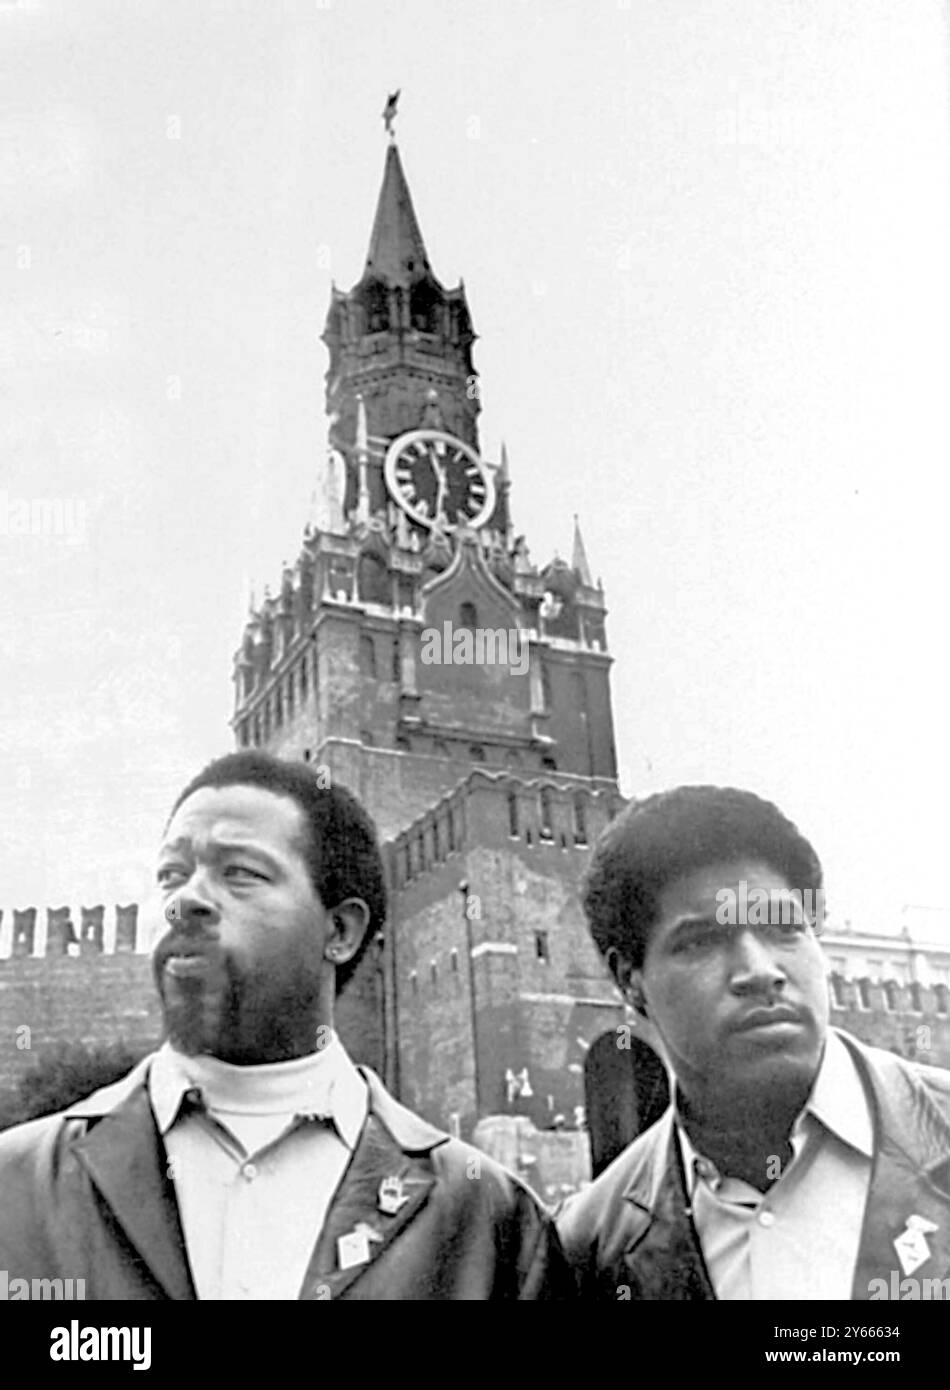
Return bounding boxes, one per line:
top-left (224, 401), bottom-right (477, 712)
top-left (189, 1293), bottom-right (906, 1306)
top-left (431, 455), bottom-right (449, 526)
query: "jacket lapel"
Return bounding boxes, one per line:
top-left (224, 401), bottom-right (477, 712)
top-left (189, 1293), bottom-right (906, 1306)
top-left (298, 1068), bottom-right (446, 1300)
top-left (298, 1116), bottom-right (436, 1299)
top-left (844, 1037), bottom-right (950, 1299)
top-left (621, 1111), bottom-right (715, 1301)
top-left (68, 1064), bottom-right (196, 1301)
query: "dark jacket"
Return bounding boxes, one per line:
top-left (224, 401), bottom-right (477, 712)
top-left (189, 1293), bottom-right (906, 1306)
top-left (557, 1030), bottom-right (950, 1300)
top-left (0, 1057), bottom-right (572, 1300)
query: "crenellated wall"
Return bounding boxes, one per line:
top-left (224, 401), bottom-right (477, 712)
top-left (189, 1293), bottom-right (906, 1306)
top-left (0, 902), bottom-right (385, 1099)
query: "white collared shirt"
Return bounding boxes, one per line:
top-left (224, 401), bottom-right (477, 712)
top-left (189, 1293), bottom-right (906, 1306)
top-left (148, 1034), bottom-right (367, 1300)
top-left (676, 1030), bottom-right (874, 1300)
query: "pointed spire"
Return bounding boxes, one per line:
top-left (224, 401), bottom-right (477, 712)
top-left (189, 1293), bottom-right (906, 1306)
top-left (572, 514), bottom-right (593, 587)
top-left (364, 144), bottom-right (432, 283)
top-left (498, 440), bottom-right (510, 485)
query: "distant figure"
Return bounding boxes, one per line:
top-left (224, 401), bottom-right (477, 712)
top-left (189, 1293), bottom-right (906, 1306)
top-left (0, 751), bottom-right (571, 1300)
top-left (558, 786), bottom-right (950, 1300)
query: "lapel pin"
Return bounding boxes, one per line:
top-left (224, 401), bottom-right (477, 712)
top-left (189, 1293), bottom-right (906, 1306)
top-left (337, 1228), bottom-right (371, 1272)
top-left (378, 1174), bottom-right (410, 1216)
top-left (893, 1214), bottom-right (939, 1277)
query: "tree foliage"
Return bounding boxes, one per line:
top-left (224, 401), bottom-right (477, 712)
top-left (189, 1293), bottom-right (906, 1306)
top-left (0, 1039), bottom-right (147, 1131)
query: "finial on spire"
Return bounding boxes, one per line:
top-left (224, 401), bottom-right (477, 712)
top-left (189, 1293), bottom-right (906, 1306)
top-left (382, 90), bottom-right (400, 140)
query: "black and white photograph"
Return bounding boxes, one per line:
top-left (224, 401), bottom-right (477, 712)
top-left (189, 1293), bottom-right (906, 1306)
top-left (1, 0), bottom-right (949, 1349)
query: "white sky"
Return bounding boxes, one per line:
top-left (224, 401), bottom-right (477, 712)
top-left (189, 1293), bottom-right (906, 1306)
top-left (2, 0), bottom-right (949, 945)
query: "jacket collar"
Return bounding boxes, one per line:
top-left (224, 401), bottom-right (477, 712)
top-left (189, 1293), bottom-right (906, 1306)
top-left (67, 1053), bottom-right (450, 1301)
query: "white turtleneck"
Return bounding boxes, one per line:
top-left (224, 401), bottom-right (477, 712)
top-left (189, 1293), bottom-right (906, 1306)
top-left (148, 1034), bottom-right (367, 1300)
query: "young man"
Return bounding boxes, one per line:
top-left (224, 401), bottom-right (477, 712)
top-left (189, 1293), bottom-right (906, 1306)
top-left (557, 785), bottom-right (950, 1300)
top-left (0, 752), bottom-right (570, 1300)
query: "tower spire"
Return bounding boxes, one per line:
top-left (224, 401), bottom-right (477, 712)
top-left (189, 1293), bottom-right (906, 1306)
top-left (571, 514), bottom-right (593, 586)
top-left (364, 143), bottom-right (432, 283)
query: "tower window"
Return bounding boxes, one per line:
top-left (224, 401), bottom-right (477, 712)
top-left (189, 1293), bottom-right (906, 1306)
top-left (573, 794), bottom-right (588, 845)
top-left (409, 970), bottom-right (418, 996)
top-left (358, 552), bottom-right (389, 606)
top-left (883, 980), bottom-right (899, 1012)
top-left (909, 981), bottom-right (923, 1013)
top-left (829, 974), bottom-right (846, 1009)
top-left (541, 662), bottom-right (553, 710)
top-left (534, 931), bottom-right (550, 964)
top-left (410, 279), bottom-right (440, 333)
top-left (395, 733), bottom-right (410, 752)
top-left (300, 659), bottom-right (308, 699)
top-left (430, 959), bottom-right (438, 987)
top-left (541, 755), bottom-right (557, 771)
top-left (459, 601), bottom-right (477, 630)
top-left (392, 638), bottom-right (401, 683)
top-left (936, 984), bottom-right (948, 1015)
top-left (274, 690), bottom-right (283, 728)
top-left (469, 744), bottom-right (485, 762)
top-left (359, 634), bottom-right (377, 678)
top-left (508, 790), bottom-right (519, 838)
top-left (857, 978), bottom-right (872, 1010)
top-left (539, 788), bottom-right (554, 840)
top-left (363, 279), bottom-right (389, 333)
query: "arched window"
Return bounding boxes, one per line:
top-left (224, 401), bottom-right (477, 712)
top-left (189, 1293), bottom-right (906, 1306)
top-left (392, 638), bottom-right (401, 683)
top-left (469, 743), bottom-right (485, 762)
top-left (935, 984), bottom-right (949, 1016)
top-left (409, 279), bottom-right (440, 333)
top-left (274, 690), bottom-right (283, 728)
top-left (539, 788), bottom-right (554, 840)
top-left (573, 794), bottom-right (588, 845)
top-left (459, 601), bottom-right (477, 630)
top-left (857, 978), bottom-right (872, 1010)
top-left (359, 634), bottom-right (377, 678)
top-left (363, 278), bottom-right (389, 333)
top-left (883, 980), bottom-right (900, 1012)
top-left (358, 552), bottom-right (389, 606)
top-left (508, 790), bottom-right (519, 838)
top-left (909, 981), bottom-right (923, 1013)
top-left (829, 974), bottom-right (847, 1009)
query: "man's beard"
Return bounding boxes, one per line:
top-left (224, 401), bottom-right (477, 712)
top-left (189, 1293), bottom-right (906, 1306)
top-left (159, 967), bottom-right (238, 1058)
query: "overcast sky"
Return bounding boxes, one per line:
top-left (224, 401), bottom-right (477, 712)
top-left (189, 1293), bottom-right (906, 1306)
top-left (2, 0), bottom-right (949, 950)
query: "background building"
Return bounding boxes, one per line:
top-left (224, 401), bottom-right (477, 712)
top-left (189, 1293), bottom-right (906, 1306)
top-left (1, 133), bottom-right (948, 1198)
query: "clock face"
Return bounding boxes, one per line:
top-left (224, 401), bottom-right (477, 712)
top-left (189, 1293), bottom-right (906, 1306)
top-left (384, 429), bottom-right (496, 531)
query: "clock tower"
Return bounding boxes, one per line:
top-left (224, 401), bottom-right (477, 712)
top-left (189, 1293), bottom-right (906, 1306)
top-left (231, 135), bottom-right (619, 840)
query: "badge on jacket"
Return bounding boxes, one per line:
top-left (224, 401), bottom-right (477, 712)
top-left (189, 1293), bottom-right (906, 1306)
top-left (378, 1174), bottom-right (410, 1216)
top-left (893, 1214), bottom-right (939, 1277)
